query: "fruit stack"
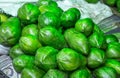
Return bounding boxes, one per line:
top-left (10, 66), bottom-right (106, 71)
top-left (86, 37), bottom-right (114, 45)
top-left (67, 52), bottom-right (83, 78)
top-left (0, 0), bottom-right (120, 78)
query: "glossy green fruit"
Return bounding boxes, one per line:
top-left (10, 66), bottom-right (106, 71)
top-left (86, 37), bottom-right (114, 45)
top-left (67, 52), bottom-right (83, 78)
top-left (93, 24), bottom-right (104, 34)
top-left (94, 66), bottom-right (117, 78)
top-left (43, 69), bottom-right (67, 78)
top-left (0, 13), bottom-right (8, 23)
top-left (13, 55), bottom-right (34, 72)
top-left (38, 12), bottom-right (60, 29)
top-left (70, 68), bottom-right (92, 78)
top-left (106, 42), bottom-right (120, 58)
top-left (105, 59), bottom-right (120, 74)
top-left (89, 32), bottom-right (106, 49)
top-left (105, 34), bottom-right (118, 44)
top-left (35, 46), bottom-right (58, 71)
top-left (60, 8), bottom-right (78, 28)
top-left (117, 0), bottom-right (120, 12)
top-left (37, 0), bottom-right (58, 7)
top-left (67, 8), bottom-right (81, 21)
top-left (64, 28), bottom-right (89, 55)
top-left (9, 44), bottom-right (24, 59)
top-left (75, 18), bottom-right (94, 36)
top-left (0, 17), bottom-right (21, 46)
top-left (85, 0), bottom-right (99, 3)
top-left (39, 5), bottom-right (63, 17)
top-left (104, 0), bottom-right (116, 6)
top-left (22, 24), bottom-right (38, 37)
top-left (38, 26), bottom-right (67, 49)
top-left (19, 35), bottom-right (42, 55)
top-left (88, 48), bottom-right (105, 68)
top-left (113, 33), bottom-right (120, 41)
top-left (21, 67), bottom-right (45, 78)
top-left (18, 3), bottom-right (40, 24)
top-left (57, 48), bottom-right (86, 71)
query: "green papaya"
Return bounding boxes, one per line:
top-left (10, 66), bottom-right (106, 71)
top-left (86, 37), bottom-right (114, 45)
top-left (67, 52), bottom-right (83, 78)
top-left (13, 55), bottom-right (34, 72)
top-left (38, 26), bottom-right (67, 49)
top-left (117, 0), bottom-right (120, 12)
top-left (21, 67), bottom-right (45, 78)
top-left (94, 66), bottom-right (117, 78)
top-left (21, 24), bottom-right (38, 37)
top-left (39, 5), bottom-right (63, 17)
top-left (35, 46), bottom-right (58, 71)
top-left (0, 17), bottom-right (21, 46)
top-left (64, 28), bottom-right (89, 55)
top-left (93, 24), bottom-right (104, 34)
top-left (57, 48), bottom-right (86, 71)
top-left (18, 3), bottom-right (40, 24)
top-left (37, 0), bottom-right (58, 7)
top-left (105, 59), bottom-right (120, 74)
top-left (75, 18), bottom-right (94, 36)
top-left (60, 8), bottom-right (79, 28)
top-left (105, 34), bottom-right (118, 44)
top-left (106, 42), bottom-right (120, 58)
top-left (0, 13), bottom-right (8, 23)
top-left (9, 44), bottom-right (24, 59)
top-left (67, 8), bottom-right (81, 21)
top-left (104, 0), bottom-right (116, 6)
top-left (19, 35), bottom-right (42, 55)
top-left (43, 69), bottom-right (67, 78)
top-left (87, 48), bottom-right (106, 68)
top-left (88, 32), bottom-right (106, 49)
top-left (38, 12), bottom-right (60, 29)
top-left (85, 0), bottom-right (99, 3)
top-left (70, 68), bottom-right (92, 78)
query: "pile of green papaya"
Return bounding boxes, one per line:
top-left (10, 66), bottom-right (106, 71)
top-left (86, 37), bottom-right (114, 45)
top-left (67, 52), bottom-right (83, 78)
top-left (0, 0), bottom-right (120, 78)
